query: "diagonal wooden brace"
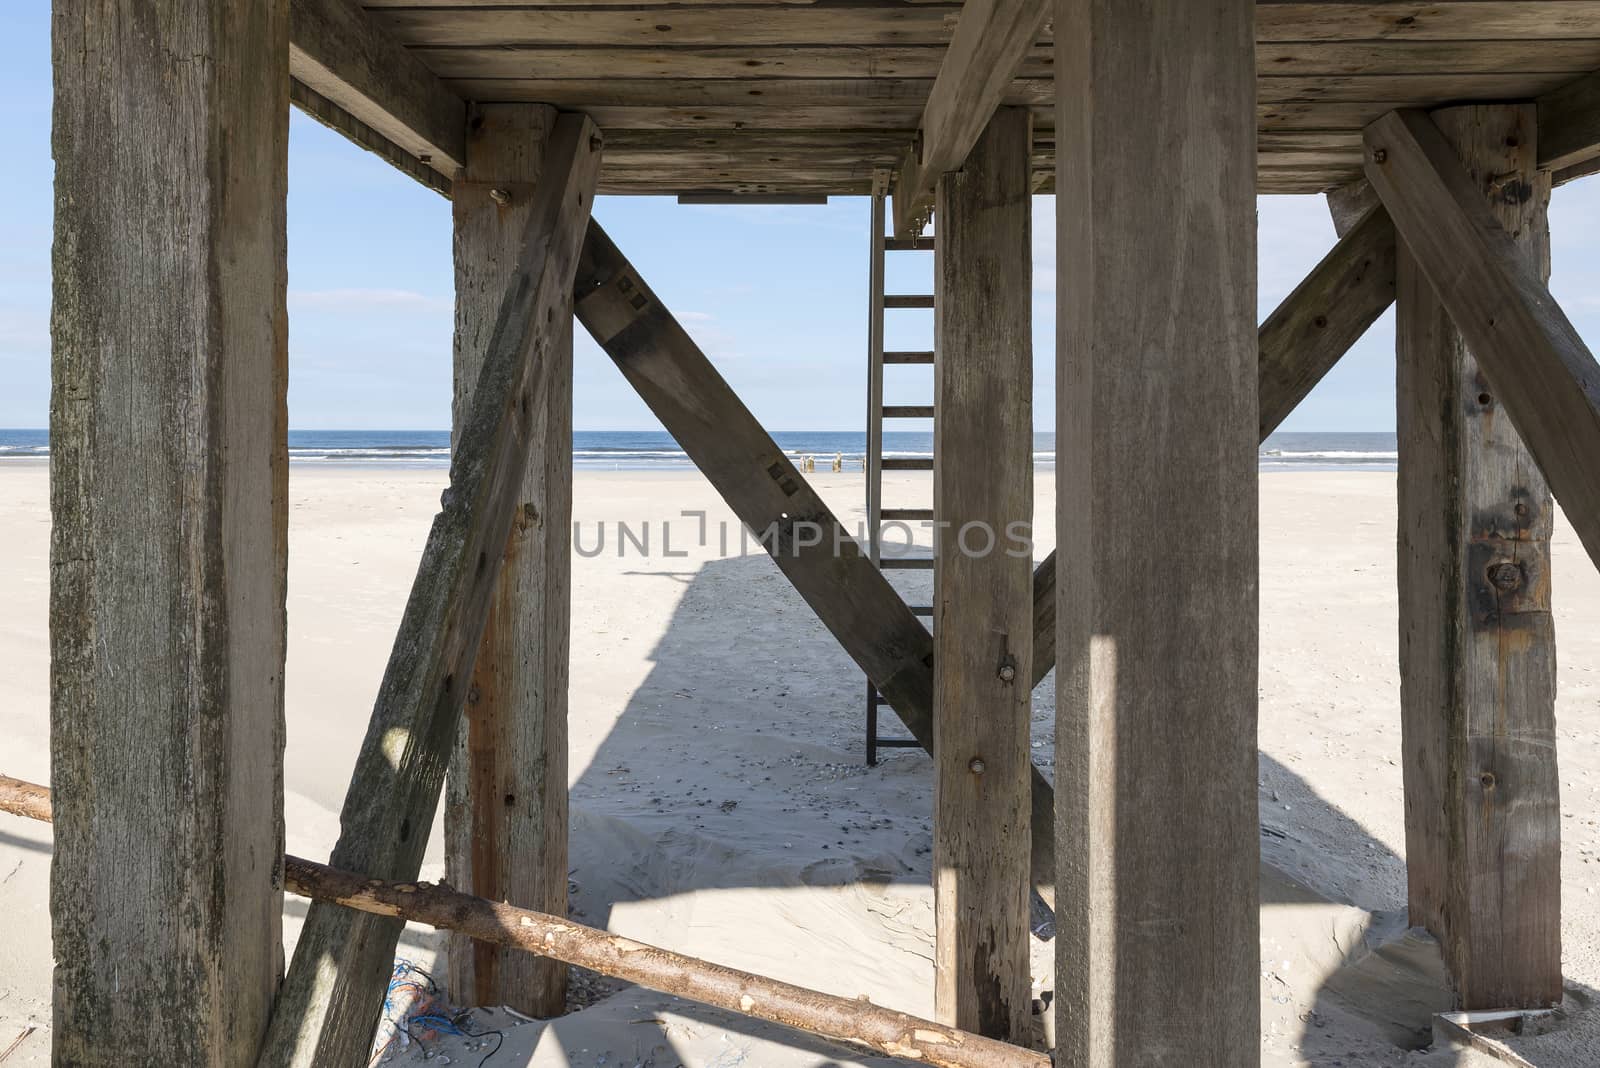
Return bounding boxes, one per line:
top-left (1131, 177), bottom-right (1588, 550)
top-left (573, 220), bottom-right (1058, 907)
top-left (1364, 108), bottom-right (1600, 574)
top-left (1031, 201), bottom-right (1400, 683)
top-left (257, 114), bottom-right (602, 1068)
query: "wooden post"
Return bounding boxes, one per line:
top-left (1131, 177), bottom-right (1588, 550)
top-left (1054, 0), bottom-right (1259, 1063)
top-left (259, 114), bottom-right (600, 1068)
top-left (931, 106), bottom-right (1034, 1041)
top-left (1395, 104), bottom-right (1561, 1009)
top-left (49, 0), bottom-right (289, 1062)
top-left (574, 221), bottom-right (1061, 910)
top-left (444, 102), bottom-right (573, 1018)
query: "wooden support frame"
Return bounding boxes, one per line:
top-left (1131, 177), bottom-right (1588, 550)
top-left (0, 777), bottom-right (1047, 1068)
top-left (444, 103), bottom-right (575, 1018)
top-left (258, 114), bottom-right (601, 1068)
top-left (289, 0), bottom-right (466, 178)
top-left (1395, 103), bottom-right (1562, 1010)
top-left (49, 0), bottom-right (290, 1060)
top-left (932, 106), bottom-right (1034, 1041)
top-left (1538, 68), bottom-right (1600, 179)
top-left (891, 0), bottom-right (1052, 237)
top-left (1365, 109), bottom-right (1600, 574)
top-left (1054, 0), bottom-right (1260, 1060)
top-left (573, 221), bottom-right (1060, 909)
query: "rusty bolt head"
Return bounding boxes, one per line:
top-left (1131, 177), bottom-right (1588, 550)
top-left (1480, 771), bottom-right (1497, 789)
top-left (489, 188), bottom-right (512, 206)
top-left (969, 757), bottom-right (986, 775)
top-left (998, 664), bottom-right (1017, 683)
top-left (1372, 148), bottom-right (1388, 164)
top-left (1487, 561), bottom-right (1523, 592)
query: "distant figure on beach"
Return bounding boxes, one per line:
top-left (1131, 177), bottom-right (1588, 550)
top-left (833, 453), bottom-right (843, 473)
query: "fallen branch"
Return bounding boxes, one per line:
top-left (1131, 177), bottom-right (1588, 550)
top-left (0, 776), bottom-right (1046, 1068)
top-left (0, 776), bottom-right (49, 822)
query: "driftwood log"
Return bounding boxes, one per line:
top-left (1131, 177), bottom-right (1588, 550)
top-left (0, 775), bottom-right (1046, 1068)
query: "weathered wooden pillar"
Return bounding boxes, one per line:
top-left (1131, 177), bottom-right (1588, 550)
top-left (444, 102), bottom-right (573, 1017)
top-left (931, 106), bottom-right (1034, 1042)
top-left (1054, 0), bottom-right (1260, 1063)
top-left (1395, 104), bottom-right (1561, 1010)
top-left (50, 0), bottom-right (289, 1062)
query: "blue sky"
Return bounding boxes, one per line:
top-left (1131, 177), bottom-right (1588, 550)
top-left (2, 6), bottom-right (1596, 433)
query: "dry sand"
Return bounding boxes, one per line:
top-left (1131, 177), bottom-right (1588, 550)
top-left (1, 462), bottom-right (1597, 1066)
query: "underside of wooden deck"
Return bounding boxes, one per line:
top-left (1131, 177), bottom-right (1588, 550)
top-left (343, 0), bottom-right (1600, 195)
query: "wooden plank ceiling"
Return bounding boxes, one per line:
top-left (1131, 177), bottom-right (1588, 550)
top-left (362, 0), bottom-right (1600, 196)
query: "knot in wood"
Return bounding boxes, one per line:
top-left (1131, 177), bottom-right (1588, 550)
top-left (1487, 561), bottom-right (1523, 592)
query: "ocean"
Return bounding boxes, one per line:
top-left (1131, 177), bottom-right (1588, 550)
top-left (0, 429), bottom-right (1399, 472)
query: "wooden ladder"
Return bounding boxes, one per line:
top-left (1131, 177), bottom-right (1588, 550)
top-left (864, 173), bottom-right (936, 766)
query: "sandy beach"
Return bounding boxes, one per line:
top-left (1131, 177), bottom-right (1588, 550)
top-left (1, 461), bottom-right (1597, 1066)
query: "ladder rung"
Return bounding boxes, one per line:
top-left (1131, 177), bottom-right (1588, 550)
top-left (881, 508), bottom-right (934, 522)
top-left (885, 237), bottom-right (935, 252)
top-left (883, 351), bottom-right (934, 365)
top-left (884, 294), bottom-right (935, 309)
top-left (882, 405), bottom-right (934, 419)
top-left (881, 557), bottom-right (935, 570)
top-left (883, 458), bottom-right (933, 471)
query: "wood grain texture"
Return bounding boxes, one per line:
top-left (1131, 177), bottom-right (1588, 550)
top-left (1054, 0), bottom-right (1260, 1062)
top-left (1395, 103), bottom-right (1562, 1010)
top-left (49, 0), bottom-right (289, 1062)
top-left (1257, 2), bottom-right (1600, 41)
top-left (377, 5), bottom-right (965, 46)
top-left (1538, 68), bottom-right (1600, 172)
top-left (932, 107), bottom-right (1035, 1042)
top-left (1366, 108), bottom-right (1600, 572)
top-left (413, 44), bottom-right (1056, 80)
top-left (1327, 177), bottom-right (1381, 236)
top-left (892, 0), bottom-right (1052, 235)
top-left (573, 221), bottom-right (1060, 910)
top-left (290, 0), bottom-right (467, 171)
top-left (258, 114), bottom-right (600, 1068)
top-left (444, 103), bottom-right (572, 1019)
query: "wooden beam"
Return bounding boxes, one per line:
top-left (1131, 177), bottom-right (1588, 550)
top-left (1327, 177), bottom-right (1381, 237)
top-left (50, 0), bottom-right (289, 1061)
top-left (290, 80), bottom-right (453, 197)
top-left (1259, 203), bottom-right (1399, 438)
top-left (889, 0), bottom-right (1053, 236)
top-left (1031, 205), bottom-right (1400, 684)
top-left (1256, 3), bottom-right (1600, 41)
top-left (444, 103), bottom-right (573, 1019)
top-left (1365, 108), bottom-right (1600, 573)
top-left (257, 114), bottom-right (601, 1068)
top-left (289, 0), bottom-right (467, 175)
top-left (932, 107), bottom-right (1034, 1042)
top-left (0, 777), bottom-right (1047, 1068)
top-left (1538, 68), bottom-right (1600, 173)
top-left (572, 220), bottom-right (1060, 910)
top-left (1055, 0), bottom-right (1260, 1061)
top-left (1396, 103), bottom-right (1562, 1010)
